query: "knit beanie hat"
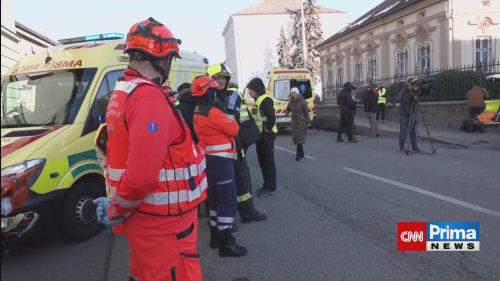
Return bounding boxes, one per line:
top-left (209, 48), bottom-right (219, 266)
top-left (247, 78), bottom-right (266, 96)
top-left (290, 87), bottom-right (300, 94)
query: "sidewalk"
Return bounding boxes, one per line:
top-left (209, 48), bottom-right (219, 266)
top-left (352, 116), bottom-right (500, 149)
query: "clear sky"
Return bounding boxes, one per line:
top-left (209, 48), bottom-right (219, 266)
top-left (13, 0), bottom-right (383, 63)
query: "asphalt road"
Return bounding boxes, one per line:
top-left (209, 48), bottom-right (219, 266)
top-left (2, 129), bottom-right (500, 281)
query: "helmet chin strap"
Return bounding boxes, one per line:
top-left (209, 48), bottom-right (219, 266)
top-left (150, 56), bottom-right (172, 85)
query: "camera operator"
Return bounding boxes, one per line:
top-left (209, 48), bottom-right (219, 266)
top-left (394, 77), bottom-right (421, 153)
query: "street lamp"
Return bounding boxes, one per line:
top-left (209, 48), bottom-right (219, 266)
top-left (300, 0), bottom-right (308, 68)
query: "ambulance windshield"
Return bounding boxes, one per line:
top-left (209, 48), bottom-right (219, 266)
top-left (273, 79), bottom-right (312, 101)
top-left (1, 68), bottom-right (97, 128)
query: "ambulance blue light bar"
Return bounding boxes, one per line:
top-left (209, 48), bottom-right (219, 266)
top-left (58, 33), bottom-right (125, 44)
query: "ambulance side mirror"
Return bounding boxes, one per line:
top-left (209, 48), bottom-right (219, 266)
top-left (95, 123), bottom-right (108, 158)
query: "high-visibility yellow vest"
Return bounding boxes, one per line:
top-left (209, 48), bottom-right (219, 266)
top-left (252, 95), bottom-right (278, 133)
top-left (228, 87), bottom-right (250, 122)
top-left (378, 88), bottom-right (386, 104)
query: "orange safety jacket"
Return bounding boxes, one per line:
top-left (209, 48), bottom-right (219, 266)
top-left (193, 104), bottom-right (239, 159)
top-left (106, 71), bottom-right (207, 219)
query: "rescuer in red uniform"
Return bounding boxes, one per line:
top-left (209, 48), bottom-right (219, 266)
top-left (93, 17), bottom-right (207, 281)
top-left (192, 76), bottom-right (247, 257)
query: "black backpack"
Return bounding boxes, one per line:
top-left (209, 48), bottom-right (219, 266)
top-left (460, 118), bottom-right (477, 133)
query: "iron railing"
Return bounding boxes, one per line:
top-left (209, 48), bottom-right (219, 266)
top-left (322, 61), bottom-right (500, 103)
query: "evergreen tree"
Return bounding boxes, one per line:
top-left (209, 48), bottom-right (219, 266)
top-left (276, 26), bottom-right (291, 68)
top-left (264, 42), bottom-right (276, 70)
top-left (290, 0), bottom-right (323, 85)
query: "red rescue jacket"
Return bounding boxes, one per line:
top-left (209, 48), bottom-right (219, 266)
top-left (105, 69), bottom-right (207, 220)
top-left (193, 104), bottom-right (239, 159)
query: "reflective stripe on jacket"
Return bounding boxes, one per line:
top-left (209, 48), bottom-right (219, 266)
top-left (106, 75), bottom-right (207, 218)
top-left (193, 104), bottom-right (239, 159)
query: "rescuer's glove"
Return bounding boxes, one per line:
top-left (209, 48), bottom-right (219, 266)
top-left (93, 197), bottom-right (123, 227)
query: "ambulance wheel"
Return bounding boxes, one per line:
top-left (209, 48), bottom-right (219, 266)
top-left (61, 180), bottom-right (106, 241)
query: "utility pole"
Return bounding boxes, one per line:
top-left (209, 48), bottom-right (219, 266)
top-left (300, 0), bottom-right (308, 68)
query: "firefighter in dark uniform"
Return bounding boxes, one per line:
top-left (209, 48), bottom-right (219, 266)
top-left (207, 63), bottom-right (267, 223)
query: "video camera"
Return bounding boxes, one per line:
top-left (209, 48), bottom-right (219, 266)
top-left (408, 77), bottom-right (435, 100)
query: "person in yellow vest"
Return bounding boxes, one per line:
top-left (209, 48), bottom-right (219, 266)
top-left (376, 82), bottom-right (387, 123)
top-left (247, 77), bottom-right (278, 197)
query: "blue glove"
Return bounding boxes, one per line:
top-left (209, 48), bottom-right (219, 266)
top-left (93, 197), bottom-right (124, 227)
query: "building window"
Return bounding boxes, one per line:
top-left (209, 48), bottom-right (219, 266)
top-left (396, 49), bottom-right (408, 81)
top-left (336, 66), bottom-right (344, 88)
top-left (367, 57), bottom-right (377, 82)
top-left (476, 36), bottom-right (492, 72)
top-left (327, 68), bottom-right (334, 89)
top-left (417, 44), bottom-right (431, 77)
top-left (354, 61), bottom-right (363, 86)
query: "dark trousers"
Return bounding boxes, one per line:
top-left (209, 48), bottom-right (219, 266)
top-left (337, 113), bottom-right (354, 140)
top-left (376, 103), bottom-right (386, 121)
top-left (206, 155), bottom-right (237, 231)
top-left (469, 106), bottom-right (485, 119)
top-left (234, 155), bottom-right (258, 218)
top-left (256, 132), bottom-right (277, 191)
top-left (296, 144), bottom-right (304, 158)
top-left (399, 115), bottom-right (418, 150)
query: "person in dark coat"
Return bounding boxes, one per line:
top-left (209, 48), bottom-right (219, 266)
top-left (175, 82), bottom-right (199, 144)
top-left (364, 84), bottom-right (380, 137)
top-left (336, 82), bottom-right (357, 143)
top-left (286, 87), bottom-right (311, 161)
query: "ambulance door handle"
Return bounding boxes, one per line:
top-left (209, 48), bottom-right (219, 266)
top-left (50, 172), bottom-right (59, 178)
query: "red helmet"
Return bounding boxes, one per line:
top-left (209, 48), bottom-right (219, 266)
top-left (192, 76), bottom-right (219, 96)
top-left (125, 17), bottom-right (181, 58)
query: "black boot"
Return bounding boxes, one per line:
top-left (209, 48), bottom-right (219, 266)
top-left (210, 227), bottom-right (219, 249)
top-left (239, 200), bottom-right (267, 223)
top-left (219, 229), bottom-right (247, 257)
top-left (242, 210), bottom-right (267, 223)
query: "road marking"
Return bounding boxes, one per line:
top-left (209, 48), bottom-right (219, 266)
top-left (275, 145), bottom-right (318, 160)
top-left (342, 167), bottom-right (500, 217)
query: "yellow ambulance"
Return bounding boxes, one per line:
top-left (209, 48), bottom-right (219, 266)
top-left (247, 67), bottom-right (316, 130)
top-left (1, 33), bottom-right (208, 241)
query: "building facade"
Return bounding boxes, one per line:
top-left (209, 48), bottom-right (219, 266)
top-left (1, 0), bottom-right (20, 78)
top-left (15, 21), bottom-right (57, 59)
top-left (317, 0), bottom-right (500, 104)
top-left (1, 0), bottom-right (57, 78)
top-left (223, 0), bottom-right (347, 87)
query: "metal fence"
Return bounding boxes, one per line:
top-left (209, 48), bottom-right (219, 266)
top-left (322, 61), bottom-right (500, 103)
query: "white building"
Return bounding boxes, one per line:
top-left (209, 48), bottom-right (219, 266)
top-left (1, 0), bottom-right (57, 78)
top-left (15, 21), bottom-right (57, 58)
top-left (223, 0), bottom-right (347, 87)
top-left (317, 0), bottom-right (500, 104)
top-left (1, 0), bottom-right (20, 77)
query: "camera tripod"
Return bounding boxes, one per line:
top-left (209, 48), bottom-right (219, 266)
top-left (405, 97), bottom-right (436, 155)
